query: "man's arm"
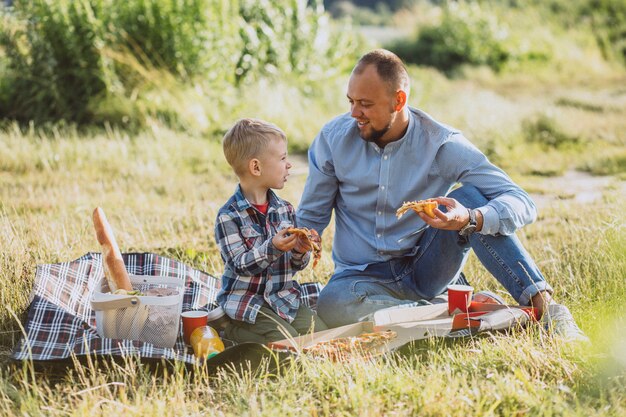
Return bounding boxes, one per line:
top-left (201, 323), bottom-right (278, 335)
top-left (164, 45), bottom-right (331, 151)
top-left (296, 128), bottom-right (339, 234)
top-left (435, 133), bottom-right (537, 235)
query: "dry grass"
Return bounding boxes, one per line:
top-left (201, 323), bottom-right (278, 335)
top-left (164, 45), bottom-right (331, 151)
top-left (0, 72), bottom-right (625, 416)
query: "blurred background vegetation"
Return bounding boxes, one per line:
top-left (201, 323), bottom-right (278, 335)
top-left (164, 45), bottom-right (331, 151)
top-left (0, 0), bottom-right (624, 137)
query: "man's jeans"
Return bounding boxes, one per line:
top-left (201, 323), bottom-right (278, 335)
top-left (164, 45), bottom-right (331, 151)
top-left (316, 185), bottom-right (553, 328)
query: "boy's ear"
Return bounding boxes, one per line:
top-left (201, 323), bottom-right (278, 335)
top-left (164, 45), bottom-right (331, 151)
top-left (249, 158), bottom-right (262, 176)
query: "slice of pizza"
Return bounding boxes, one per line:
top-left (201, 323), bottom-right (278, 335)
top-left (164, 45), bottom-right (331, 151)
top-left (396, 199), bottom-right (438, 219)
top-left (286, 227), bottom-right (321, 268)
top-left (303, 330), bottom-right (397, 360)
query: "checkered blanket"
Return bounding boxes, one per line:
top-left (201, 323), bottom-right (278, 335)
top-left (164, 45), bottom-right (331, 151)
top-left (11, 252), bottom-right (322, 364)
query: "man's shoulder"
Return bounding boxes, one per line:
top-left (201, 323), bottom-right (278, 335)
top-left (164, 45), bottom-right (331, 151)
top-left (319, 112), bottom-right (355, 142)
top-left (409, 107), bottom-right (461, 139)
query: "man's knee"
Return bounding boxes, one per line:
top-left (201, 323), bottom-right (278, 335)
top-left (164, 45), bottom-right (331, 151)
top-left (316, 288), bottom-right (354, 328)
top-left (448, 184), bottom-right (488, 208)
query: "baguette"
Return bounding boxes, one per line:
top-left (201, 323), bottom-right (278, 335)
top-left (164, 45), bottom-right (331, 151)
top-left (92, 207), bottom-right (132, 292)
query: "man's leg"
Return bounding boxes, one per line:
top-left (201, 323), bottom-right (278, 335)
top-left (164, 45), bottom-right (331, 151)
top-left (316, 261), bottom-right (419, 328)
top-left (407, 185), bottom-right (553, 308)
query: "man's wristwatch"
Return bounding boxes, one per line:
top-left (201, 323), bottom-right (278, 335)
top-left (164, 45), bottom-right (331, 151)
top-left (459, 208), bottom-right (478, 237)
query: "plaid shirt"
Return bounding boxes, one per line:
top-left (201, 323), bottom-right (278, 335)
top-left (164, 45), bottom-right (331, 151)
top-left (215, 186), bottom-right (310, 324)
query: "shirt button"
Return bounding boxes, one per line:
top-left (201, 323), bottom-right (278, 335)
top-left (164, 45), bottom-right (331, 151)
top-left (378, 211), bottom-right (382, 215)
top-left (378, 251), bottom-right (383, 255)
top-left (381, 185), bottom-right (385, 190)
top-left (377, 233), bottom-right (381, 238)
top-left (383, 155), bottom-right (388, 160)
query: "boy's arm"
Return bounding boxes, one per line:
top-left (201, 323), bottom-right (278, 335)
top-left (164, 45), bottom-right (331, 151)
top-left (290, 247), bottom-right (310, 271)
top-left (215, 213), bottom-right (283, 276)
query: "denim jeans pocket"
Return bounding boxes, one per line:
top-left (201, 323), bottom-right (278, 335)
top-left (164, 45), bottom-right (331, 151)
top-left (350, 276), bottom-right (403, 303)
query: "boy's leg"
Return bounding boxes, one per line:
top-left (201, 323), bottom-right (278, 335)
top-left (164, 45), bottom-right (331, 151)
top-left (290, 304), bottom-right (329, 334)
top-left (223, 305), bottom-right (298, 344)
top-left (406, 185), bottom-right (553, 305)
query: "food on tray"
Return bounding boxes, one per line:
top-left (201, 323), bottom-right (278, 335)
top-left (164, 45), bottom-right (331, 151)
top-left (92, 207), bottom-right (133, 292)
top-left (286, 227), bottom-right (322, 268)
top-left (304, 330), bottom-right (397, 360)
top-left (112, 289), bottom-right (143, 296)
top-left (396, 199), bottom-right (438, 219)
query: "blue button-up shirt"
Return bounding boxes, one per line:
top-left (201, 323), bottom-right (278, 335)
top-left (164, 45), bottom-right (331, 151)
top-left (297, 107), bottom-right (537, 274)
top-left (215, 186), bottom-right (309, 324)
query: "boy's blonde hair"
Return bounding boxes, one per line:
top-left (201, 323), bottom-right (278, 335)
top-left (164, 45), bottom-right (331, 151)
top-left (222, 118), bottom-right (287, 176)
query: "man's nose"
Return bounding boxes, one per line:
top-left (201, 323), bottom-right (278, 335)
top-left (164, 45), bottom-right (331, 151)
top-left (351, 104), bottom-right (362, 118)
top-left (287, 161), bottom-right (292, 169)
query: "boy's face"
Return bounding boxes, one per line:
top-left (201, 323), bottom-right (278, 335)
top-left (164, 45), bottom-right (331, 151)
top-left (257, 136), bottom-right (291, 189)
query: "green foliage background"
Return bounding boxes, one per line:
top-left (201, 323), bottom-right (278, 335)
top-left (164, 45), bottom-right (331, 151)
top-left (0, 0), bottom-right (362, 127)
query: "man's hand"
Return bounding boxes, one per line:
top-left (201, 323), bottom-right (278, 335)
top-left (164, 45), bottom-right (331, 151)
top-left (271, 229), bottom-right (298, 251)
top-left (417, 197), bottom-right (481, 231)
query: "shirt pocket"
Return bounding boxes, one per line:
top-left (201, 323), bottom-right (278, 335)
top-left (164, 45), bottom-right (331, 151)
top-left (240, 224), bottom-right (264, 249)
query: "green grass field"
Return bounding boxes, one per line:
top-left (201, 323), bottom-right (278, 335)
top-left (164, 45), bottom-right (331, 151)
top-left (1, 68), bottom-right (625, 415)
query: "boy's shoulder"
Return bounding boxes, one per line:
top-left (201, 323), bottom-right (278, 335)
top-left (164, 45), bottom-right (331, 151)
top-left (216, 191), bottom-right (242, 219)
top-left (216, 187), bottom-right (294, 220)
top-left (268, 190), bottom-right (293, 210)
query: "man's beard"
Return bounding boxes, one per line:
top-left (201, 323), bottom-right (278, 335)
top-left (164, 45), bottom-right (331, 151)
top-left (359, 122), bottom-right (392, 143)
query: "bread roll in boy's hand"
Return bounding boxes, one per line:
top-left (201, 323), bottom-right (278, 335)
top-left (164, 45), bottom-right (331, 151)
top-left (92, 207), bottom-right (132, 292)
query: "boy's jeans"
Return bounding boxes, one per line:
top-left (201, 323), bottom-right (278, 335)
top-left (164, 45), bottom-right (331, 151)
top-left (317, 185), bottom-right (553, 328)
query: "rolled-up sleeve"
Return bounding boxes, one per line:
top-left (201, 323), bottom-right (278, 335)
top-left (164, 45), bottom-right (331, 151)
top-left (435, 133), bottom-right (537, 235)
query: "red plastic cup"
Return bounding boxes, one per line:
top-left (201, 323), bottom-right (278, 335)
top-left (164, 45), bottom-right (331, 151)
top-left (181, 310), bottom-right (208, 345)
top-left (447, 284), bottom-right (474, 315)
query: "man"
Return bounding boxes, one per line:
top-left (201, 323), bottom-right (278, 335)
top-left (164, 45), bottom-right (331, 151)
top-left (297, 49), bottom-right (587, 341)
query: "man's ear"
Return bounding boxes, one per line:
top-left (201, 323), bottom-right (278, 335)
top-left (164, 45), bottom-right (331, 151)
top-left (249, 158), bottom-right (262, 176)
top-left (394, 90), bottom-right (407, 112)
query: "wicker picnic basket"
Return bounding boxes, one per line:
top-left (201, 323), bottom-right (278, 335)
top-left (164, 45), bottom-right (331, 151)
top-left (91, 275), bottom-right (184, 348)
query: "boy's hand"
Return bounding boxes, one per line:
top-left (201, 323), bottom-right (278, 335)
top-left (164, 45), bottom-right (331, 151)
top-left (272, 229), bottom-right (298, 252)
top-left (293, 235), bottom-right (312, 254)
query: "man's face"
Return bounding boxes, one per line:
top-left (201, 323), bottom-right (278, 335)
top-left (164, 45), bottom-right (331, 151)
top-left (347, 64), bottom-right (400, 144)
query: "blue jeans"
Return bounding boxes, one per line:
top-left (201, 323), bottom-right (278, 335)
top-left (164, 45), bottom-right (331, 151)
top-left (316, 185), bottom-right (553, 328)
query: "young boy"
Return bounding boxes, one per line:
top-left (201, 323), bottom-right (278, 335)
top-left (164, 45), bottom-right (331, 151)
top-left (215, 118), bottom-right (328, 344)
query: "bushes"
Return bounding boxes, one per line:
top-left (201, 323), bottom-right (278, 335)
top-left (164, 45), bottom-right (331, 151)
top-left (0, 0), bottom-right (115, 123)
top-left (582, 0), bottom-right (626, 64)
top-left (0, 0), bottom-right (362, 126)
top-left (235, 0), bottom-right (360, 84)
top-left (391, 2), bottom-right (512, 74)
top-left (389, 0), bottom-right (623, 75)
top-left (522, 115), bottom-right (582, 149)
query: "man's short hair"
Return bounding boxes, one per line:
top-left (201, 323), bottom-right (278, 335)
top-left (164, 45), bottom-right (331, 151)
top-left (222, 118), bottom-right (287, 176)
top-left (353, 49), bottom-right (410, 94)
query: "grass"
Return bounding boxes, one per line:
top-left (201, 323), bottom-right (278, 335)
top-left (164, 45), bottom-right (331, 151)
top-left (1, 70), bottom-right (625, 415)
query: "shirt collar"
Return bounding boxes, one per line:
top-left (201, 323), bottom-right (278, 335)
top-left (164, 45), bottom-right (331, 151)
top-left (234, 185), bottom-right (280, 213)
top-left (370, 110), bottom-right (416, 153)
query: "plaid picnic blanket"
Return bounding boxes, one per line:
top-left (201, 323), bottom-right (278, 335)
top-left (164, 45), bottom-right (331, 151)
top-left (11, 252), bottom-right (322, 364)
